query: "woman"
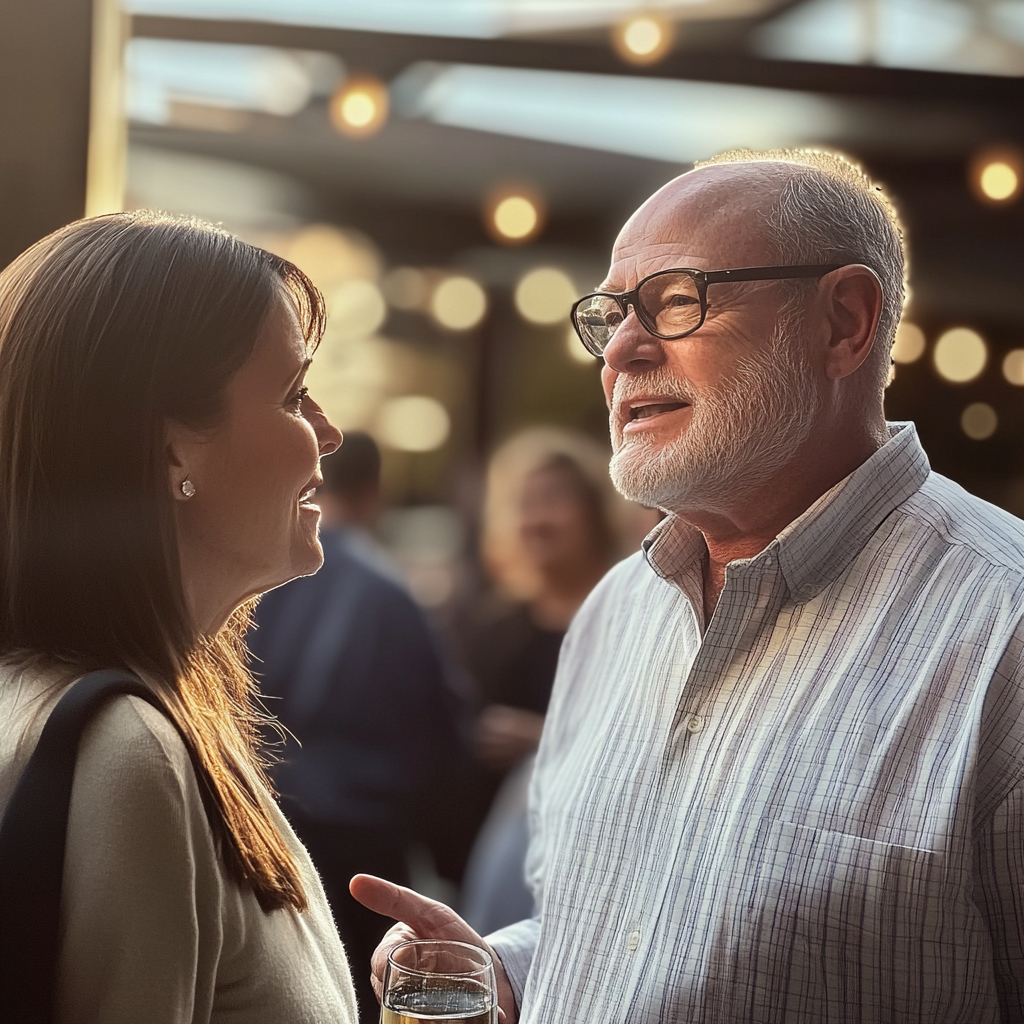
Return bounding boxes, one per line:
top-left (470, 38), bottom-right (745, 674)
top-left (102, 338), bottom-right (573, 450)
top-left (466, 428), bottom-right (653, 775)
top-left (0, 212), bottom-right (357, 1022)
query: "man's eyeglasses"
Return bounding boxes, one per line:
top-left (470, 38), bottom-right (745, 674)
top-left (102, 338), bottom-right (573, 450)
top-left (570, 264), bottom-right (845, 358)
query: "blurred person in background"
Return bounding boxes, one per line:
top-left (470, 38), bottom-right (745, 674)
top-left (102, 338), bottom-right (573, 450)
top-left (0, 212), bottom-right (356, 1022)
top-left (248, 430), bottom-right (469, 1022)
top-left (458, 428), bottom-right (657, 933)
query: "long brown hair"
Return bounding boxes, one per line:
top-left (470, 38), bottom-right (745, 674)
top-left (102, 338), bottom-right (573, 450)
top-left (0, 211), bottom-right (325, 911)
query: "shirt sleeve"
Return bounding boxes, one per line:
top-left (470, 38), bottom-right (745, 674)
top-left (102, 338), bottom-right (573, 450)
top-left (55, 696), bottom-right (226, 1024)
top-left (486, 917), bottom-right (541, 1008)
top-left (975, 777), bottom-right (1024, 1024)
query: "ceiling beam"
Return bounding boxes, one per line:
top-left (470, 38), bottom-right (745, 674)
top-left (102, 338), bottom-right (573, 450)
top-left (131, 15), bottom-right (1024, 107)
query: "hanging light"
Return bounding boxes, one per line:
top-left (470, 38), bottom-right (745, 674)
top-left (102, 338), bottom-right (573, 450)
top-left (330, 76), bottom-right (389, 137)
top-left (612, 13), bottom-right (674, 65)
top-left (960, 402), bottom-right (998, 441)
top-left (933, 327), bottom-right (987, 383)
top-left (484, 185), bottom-right (545, 245)
top-left (430, 276), bottom-right (488, 331)
top-left (969, 146), bottom-right (1023, 206)
top-left (891, 321), bottom-right (926, 364)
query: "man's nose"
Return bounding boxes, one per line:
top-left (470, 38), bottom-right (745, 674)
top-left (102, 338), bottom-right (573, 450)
top-left (601, 308), bottom-right (666, 374)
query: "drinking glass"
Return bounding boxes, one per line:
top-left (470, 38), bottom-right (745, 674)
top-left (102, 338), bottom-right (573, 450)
top-left (380, 939), bottom-right (498, 1024)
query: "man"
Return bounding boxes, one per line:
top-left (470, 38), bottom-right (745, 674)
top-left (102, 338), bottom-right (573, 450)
top-left (248, 433), bottom-right (469, 1022)
top-left (352, 151), bottom-right (1024, 1022)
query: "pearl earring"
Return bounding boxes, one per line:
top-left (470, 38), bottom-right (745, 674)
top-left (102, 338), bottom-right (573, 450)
top-left (180, 478), bottom-right (196, 499)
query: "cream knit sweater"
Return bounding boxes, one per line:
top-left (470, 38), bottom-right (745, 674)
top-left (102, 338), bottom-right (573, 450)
top-left (0, 664), bottom-right (359, 1024)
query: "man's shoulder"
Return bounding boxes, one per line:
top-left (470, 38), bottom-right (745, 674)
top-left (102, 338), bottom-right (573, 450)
top-left (571, 548), bottom-right (669, 631)
top-left (901, 471), bottom-right (1024, 577)
top-left (590, 548), bottom-right (660, 596)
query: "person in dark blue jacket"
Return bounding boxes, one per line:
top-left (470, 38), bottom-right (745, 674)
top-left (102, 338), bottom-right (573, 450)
top-left (248, 433), bottom-right (468, 1021)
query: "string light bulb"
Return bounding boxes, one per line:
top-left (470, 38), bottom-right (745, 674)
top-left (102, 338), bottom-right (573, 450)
top-left (330, 76), bottom-right (389, 137)
top-left (933, 327), bottom-right (987, 383)
top-left (484, 185), bottom-right (545, 246)
top-left (612, 13), bottom-right (674, 65)
top-left (969, 146), bottom-right (1023, 206)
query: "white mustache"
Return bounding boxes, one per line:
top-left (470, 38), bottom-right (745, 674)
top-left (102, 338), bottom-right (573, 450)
top-left (611, 368), bottom-right (695, 409)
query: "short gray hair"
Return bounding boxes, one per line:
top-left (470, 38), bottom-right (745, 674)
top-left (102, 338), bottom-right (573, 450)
top-left (697, 149), bottom-right (907, 399)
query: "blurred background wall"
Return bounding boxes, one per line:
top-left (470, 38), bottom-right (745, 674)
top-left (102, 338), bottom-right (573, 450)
top-left (3, 0), bottom-right (1024, 604)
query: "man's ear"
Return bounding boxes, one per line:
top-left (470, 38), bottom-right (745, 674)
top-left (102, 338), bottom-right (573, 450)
top-left (820, 264), bottom-right (884, 381)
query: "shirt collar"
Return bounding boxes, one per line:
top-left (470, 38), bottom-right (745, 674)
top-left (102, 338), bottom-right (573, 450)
top-left (643, 422), bottom-right (930, 604)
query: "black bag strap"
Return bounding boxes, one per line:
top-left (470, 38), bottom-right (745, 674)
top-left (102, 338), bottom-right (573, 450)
top-left (0, 669), bottom-right (169, 1024)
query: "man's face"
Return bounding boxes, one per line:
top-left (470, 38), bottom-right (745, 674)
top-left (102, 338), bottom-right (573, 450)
top-left (600, 168), bottom-right (824, 515)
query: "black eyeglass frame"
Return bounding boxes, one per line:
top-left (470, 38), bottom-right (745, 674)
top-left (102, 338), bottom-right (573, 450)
top-left (570, 263), bottom-right (847, 357)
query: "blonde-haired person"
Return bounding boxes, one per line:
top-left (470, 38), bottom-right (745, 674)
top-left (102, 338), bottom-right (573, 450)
top-left (0, 213), bottom-right (357, 1023)
top-left (468, 427), bottom-right (654, 776)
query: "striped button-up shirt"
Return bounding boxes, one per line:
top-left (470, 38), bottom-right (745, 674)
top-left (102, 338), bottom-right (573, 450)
top-left (488, 423), bottom-right (1024, 1023)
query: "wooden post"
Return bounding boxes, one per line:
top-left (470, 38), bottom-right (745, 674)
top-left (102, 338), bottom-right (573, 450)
top-left (0, 0), bottom-right (126, 269)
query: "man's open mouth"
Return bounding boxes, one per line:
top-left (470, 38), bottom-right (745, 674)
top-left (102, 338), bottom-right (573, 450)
top-left (629, 401), bottom-right (689, 421)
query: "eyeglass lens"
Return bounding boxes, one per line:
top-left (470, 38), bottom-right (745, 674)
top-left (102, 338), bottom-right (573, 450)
top-left (575, 272), bottom-right (702, 353)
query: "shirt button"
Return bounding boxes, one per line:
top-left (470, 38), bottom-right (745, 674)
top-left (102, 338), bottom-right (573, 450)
top-left (686, 714), bottom-right (704, 734)
top-left (626, 930), bottom-right (640, 952)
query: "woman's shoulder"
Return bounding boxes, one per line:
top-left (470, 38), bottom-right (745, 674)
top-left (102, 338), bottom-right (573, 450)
top-left (76, 692), bottom-right (205, 818)
top-left (0, 663), bottom-right (198, 816)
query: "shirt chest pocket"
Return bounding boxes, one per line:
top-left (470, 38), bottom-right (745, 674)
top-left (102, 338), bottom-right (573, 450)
top-left (729, 820), bottom-right (990, 1023)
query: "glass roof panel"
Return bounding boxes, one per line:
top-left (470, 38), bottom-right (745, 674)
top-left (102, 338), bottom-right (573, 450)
top-left (393, 63), bottom-right (845, 162)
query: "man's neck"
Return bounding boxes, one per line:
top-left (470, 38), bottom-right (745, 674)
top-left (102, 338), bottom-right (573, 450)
top-left (682, 428), bottom-right (885, 625)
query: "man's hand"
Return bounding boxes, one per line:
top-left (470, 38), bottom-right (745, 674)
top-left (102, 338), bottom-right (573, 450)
top-left (349, 874), bottom-right (518, 1023)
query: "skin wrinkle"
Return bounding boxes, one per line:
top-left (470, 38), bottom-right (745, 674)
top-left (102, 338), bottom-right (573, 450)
top-left (609, 308), bottom-right (820, 516)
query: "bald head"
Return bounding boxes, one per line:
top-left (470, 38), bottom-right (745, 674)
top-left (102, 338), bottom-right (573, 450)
top-left (611, 152), bottom-right (905, 403)
top-left (611, 163), bottom-right (784, 288)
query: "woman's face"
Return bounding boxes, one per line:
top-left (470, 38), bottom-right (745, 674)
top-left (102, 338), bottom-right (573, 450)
top-left (518, 464), bottom-right (602, 574)
top-left (169, 296), bottom-right (342, 632)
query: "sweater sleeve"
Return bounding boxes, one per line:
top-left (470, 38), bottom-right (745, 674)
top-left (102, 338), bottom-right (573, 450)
top-left (55, 696), bottom-right (226, 1024)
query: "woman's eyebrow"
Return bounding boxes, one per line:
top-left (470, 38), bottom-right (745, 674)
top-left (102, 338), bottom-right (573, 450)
top-left (284, 357), bottom-right (312, 389)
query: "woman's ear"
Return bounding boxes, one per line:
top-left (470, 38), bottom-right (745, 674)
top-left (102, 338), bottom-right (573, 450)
top-left (165, 421), bottom-right (197, 503)
top-left (820, 264), bottom-right (884, 381)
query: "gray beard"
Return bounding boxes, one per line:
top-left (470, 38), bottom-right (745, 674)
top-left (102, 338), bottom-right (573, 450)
top-left (608, 321), bottom-right (822, 515)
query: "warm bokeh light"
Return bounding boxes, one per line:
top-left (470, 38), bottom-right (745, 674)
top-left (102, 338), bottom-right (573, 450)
top-left (484, 184), bottom-right (545, 245)
top-left (961, 402), bottom-right (998, 440)
top-left (933, 327), bottom-right (987, 383)
top-left (891, 321), bottom-right (926, 364)
top-left (1003, 349), bottom-right (1024, 386)
top-left (376, 395), bottom-right (450, 452)
top-left (327, 279), bottom-right (386, 341)
top-left (280, 223), bottom-right (381, 291)
top-left (980, 162), bottom-right (1019, 202)
top-left (494, 196), bottom-right (538, 240)
top-left (969, 146), bottom-right (1023, 205)
top-left (329, 76), bottom-right (389, 137)
top-left (515, 267), bottom-right (577, 325)
top-left (612, 13), bottom-right (674, 64)
top-left (430, 275), bottom-right (488, 330)
top-left (382, 266), bottom-right (430, 311)
top-left (566, 324), bottom-right (594, 363)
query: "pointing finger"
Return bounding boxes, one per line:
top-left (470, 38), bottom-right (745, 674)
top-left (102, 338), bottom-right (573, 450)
top-left (350, 874), bottom-right (468, 937)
